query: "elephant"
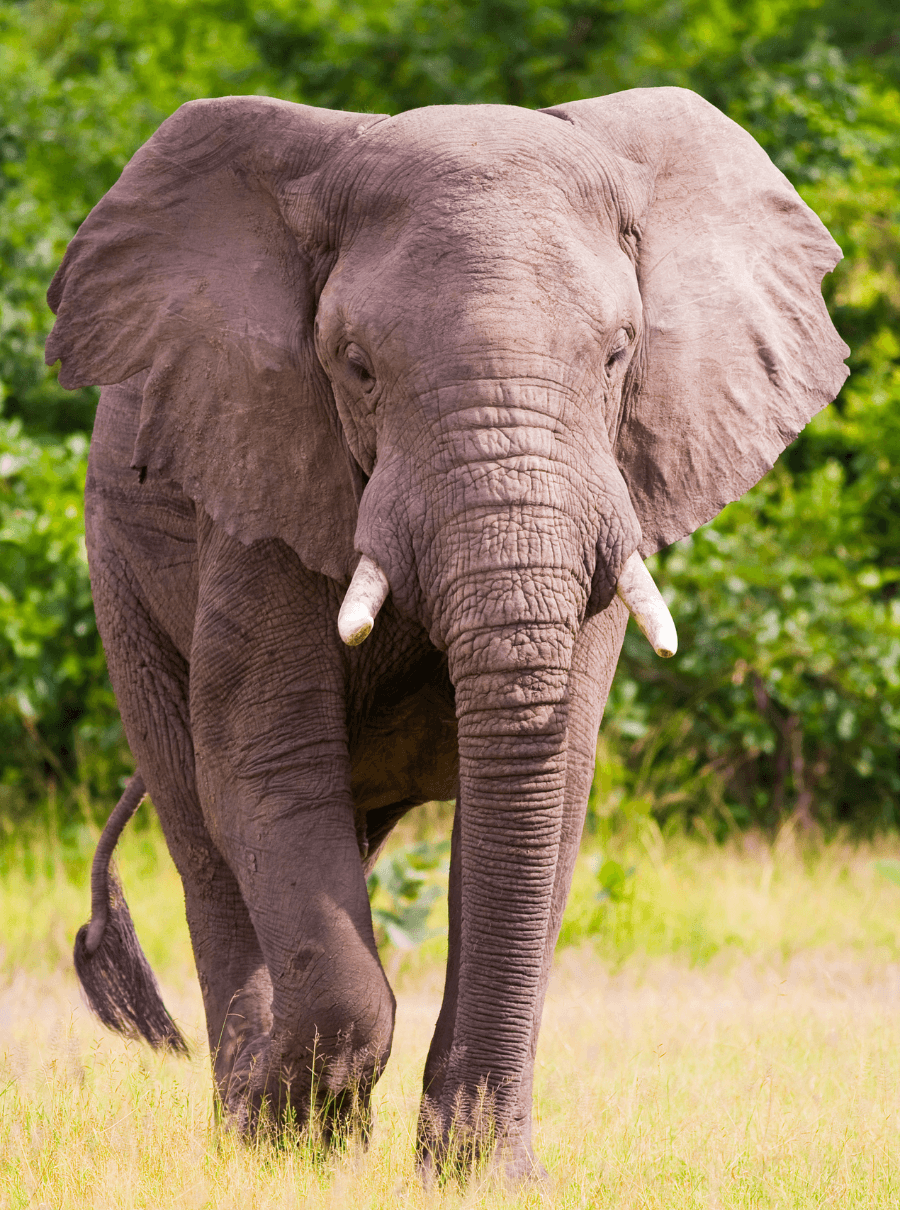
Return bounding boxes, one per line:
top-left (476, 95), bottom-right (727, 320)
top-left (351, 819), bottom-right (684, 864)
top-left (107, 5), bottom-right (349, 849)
top-left (45, 86), bottom-right (847, 1179)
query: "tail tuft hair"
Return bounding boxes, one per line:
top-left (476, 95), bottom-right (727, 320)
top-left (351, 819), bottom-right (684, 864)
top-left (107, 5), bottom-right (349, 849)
top-left (74, 867), bottom-right (189, 1054)
top-left (73, 772), bottom-right (189, 1055)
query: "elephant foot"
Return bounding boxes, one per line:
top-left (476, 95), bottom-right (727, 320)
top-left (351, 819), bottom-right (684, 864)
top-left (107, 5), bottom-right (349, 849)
top-left (503, 1148), bottom-right (550, 1185)
top-left (416, 1091), bottom-right (546, 1188)
top-left (417, 1139), bottom-right (549, 1191)
top-left (217, 1030), bottom-right (379, 1149)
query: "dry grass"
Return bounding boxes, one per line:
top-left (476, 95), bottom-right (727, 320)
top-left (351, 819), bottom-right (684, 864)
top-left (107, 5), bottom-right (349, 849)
top-left (2, 822), bottom-right (900, 1207)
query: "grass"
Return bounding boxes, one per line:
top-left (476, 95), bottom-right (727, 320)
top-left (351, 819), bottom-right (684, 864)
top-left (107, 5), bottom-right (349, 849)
top-left (2, 813), bottom-right (900, 1206)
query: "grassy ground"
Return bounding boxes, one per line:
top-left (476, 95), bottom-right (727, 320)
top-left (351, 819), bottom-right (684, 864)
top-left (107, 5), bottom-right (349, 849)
top-left (2, 816), bottom-right (900, 1207)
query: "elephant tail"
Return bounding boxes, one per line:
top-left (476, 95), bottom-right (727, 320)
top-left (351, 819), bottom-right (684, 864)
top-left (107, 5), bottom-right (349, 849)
top-left (73, 772), bottom-right (189, 1054)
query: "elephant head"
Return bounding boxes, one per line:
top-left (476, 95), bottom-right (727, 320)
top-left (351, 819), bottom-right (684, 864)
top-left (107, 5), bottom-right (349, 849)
top-left (46, 88), bottom-right (847, 1161)
top-left (46, 89), bottom-right (847, 625)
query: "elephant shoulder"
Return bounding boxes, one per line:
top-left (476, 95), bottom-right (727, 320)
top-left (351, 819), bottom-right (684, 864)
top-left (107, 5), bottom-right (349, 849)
top-left (87, 372), bottom-right (199, 661)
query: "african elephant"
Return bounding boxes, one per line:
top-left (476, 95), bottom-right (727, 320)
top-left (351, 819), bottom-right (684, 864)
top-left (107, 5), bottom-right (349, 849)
top-left (46, 87), bottom-right (847, 1178)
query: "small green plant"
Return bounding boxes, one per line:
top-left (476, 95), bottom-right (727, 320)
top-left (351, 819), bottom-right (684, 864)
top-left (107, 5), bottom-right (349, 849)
top-left (367, 840), bottom-right (449, 951)
top-left (594, 857), bottom-right (636, 905)
top-left (875, 859), bottom-right (900, 887)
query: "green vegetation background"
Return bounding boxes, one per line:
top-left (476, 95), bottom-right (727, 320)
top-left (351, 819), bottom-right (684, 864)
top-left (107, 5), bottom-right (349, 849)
top-left (1, 0), bottom-right (899, 832)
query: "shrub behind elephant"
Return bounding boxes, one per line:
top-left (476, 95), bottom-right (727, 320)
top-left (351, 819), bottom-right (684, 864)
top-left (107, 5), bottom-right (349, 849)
top-left (46, 87), bottom-right (847, 1178)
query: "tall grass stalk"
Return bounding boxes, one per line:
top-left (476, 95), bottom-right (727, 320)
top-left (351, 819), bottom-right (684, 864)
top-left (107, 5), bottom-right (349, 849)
top-left (2, 815), bottom-right (900, 1205)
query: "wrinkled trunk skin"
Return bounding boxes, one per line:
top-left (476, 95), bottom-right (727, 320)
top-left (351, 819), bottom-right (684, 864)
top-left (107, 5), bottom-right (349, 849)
top-left (354, 376), bottom-right (640, 1175)
top-left (421, 617), bottom-right (575, 1172)
top-left (412, 511), bottom-right (585, 1176)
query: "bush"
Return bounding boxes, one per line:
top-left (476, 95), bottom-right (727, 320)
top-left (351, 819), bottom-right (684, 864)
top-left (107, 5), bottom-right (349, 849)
top-left (0, 418), bottom-right (125, 815)
top-left (602, 461), bottom-right (900, 834)
top-left (2, 0), bottom-right (899, 830)
top-left (601, 39), bottom-right (900, 833)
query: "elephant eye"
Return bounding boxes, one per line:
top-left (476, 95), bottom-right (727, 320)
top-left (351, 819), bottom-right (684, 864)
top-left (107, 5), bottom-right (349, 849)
top-left (345, 342), bottom-right (375, 388)
top-left (606, 328), bottom-right (631, 370)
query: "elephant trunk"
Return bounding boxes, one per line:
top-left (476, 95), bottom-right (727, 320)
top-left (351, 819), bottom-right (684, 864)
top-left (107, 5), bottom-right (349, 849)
top-left (416, 523), bottom-right (582, 1148)
top-left (347, 378), bottom-right (665, 1149)
top-left (434, 625), bottom-right (572, 1148)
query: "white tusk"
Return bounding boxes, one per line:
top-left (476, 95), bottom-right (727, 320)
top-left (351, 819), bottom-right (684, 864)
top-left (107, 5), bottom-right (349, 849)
top-left (615, 551), bottom-right (678, 658)
top-left (338, 555), bottom-right (390, 646)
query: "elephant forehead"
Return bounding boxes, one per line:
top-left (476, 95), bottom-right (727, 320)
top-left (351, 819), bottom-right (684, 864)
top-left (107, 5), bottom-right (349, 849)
top-left (332, 193), bottom-right (639, 346)
top-left (337, 105), bottom-right (627, 231)
top-left (358, 104), bottom-right (597, 173)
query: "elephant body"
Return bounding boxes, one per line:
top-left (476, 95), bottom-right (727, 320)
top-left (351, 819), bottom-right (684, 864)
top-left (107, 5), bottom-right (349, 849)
top-left (89, 376), bottom-right (460, 854)
top-left (85, 365), bottom-right (627, 1167)
top-left (47, 88), bottom-right (847, 1176)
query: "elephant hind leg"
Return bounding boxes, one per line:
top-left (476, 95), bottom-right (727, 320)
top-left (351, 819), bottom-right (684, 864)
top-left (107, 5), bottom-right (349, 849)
top-left (88, 535), bottom-right (274, 1109)
top-left (360, 797), bottom-right (423, 873)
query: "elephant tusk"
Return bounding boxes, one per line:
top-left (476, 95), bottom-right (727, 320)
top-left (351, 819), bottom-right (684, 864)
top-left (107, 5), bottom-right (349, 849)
top-left (338, 555), bottom-right (391, 646)
top-left (615, 551), bottom-right (678, 658)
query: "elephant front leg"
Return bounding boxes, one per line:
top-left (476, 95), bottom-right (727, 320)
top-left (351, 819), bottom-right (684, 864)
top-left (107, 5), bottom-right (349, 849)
top-left (200, 793), bottom-right (394, 1139)
top-left (191, 528), bottom-right (395, 1140)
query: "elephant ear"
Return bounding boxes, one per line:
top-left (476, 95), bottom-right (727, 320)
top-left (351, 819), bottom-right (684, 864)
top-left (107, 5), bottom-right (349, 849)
top-left (47, 96), bottom-right (388, 580)
top-left (544, 88), bottom-right (849, 556)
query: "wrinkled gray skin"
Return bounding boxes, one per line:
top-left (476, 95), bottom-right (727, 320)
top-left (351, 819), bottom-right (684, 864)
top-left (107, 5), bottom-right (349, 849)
top-left (46, 88), bottom-right (847, 1178)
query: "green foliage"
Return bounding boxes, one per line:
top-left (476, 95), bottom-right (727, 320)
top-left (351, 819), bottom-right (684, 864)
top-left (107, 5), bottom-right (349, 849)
top-left (592, 3), bottom-right (900, 832)
top-left (604, 36), bottom-right (900, 829)
top-left (367, 840), bottom-right (449, 950)
top-left (246, 0), bottom-right (619, 112)
top-left (875, 858), bottom-right (900, 888)
top-left (607, 461), bottom-right (900, 831)
top-left (593, 857), bottom-right (635, 905)
top-left (2, 0), bottom-right (899, 827)
top-left (0, 0), bottom-right (274, 438)
top-left (0, 418), bottom-right (124, 809)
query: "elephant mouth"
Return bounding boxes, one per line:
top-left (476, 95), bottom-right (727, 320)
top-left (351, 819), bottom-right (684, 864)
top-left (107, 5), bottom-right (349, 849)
top-left (338, 550), bottom-right (677, 657)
